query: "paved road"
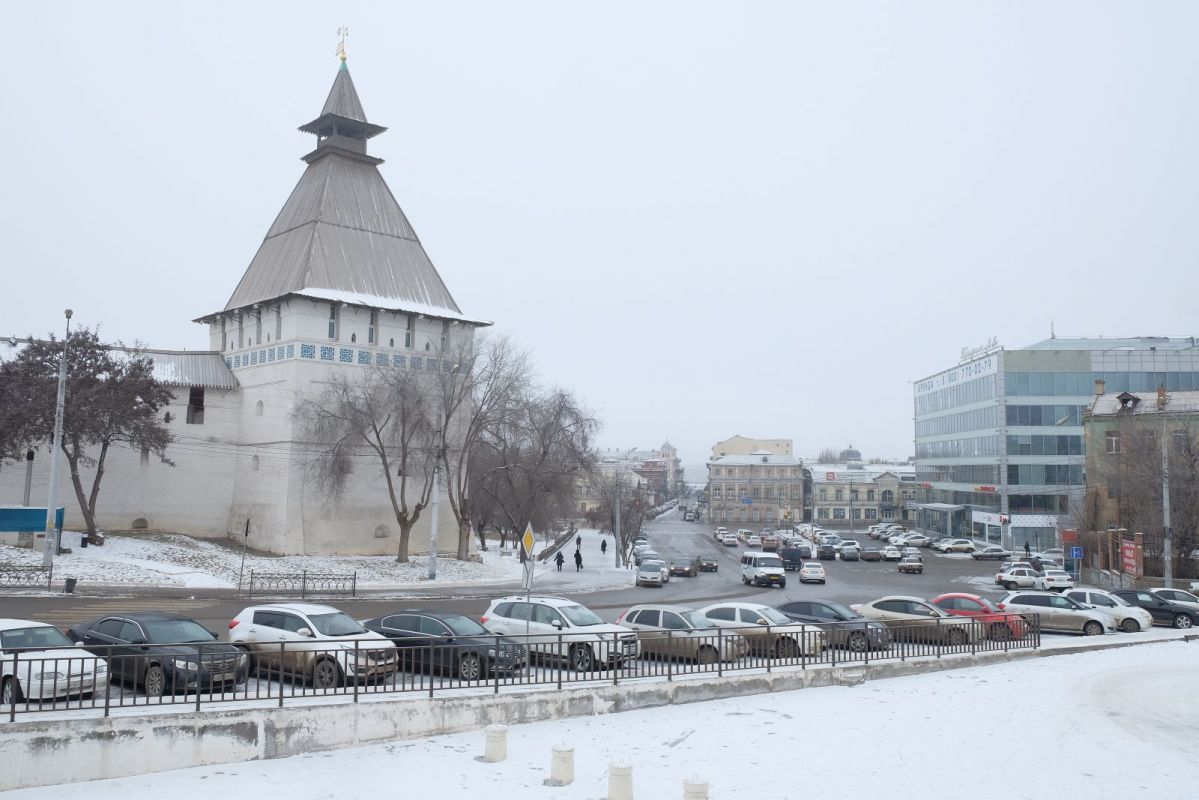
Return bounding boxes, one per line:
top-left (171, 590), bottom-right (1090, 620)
top-left (1, 509), bottom-right (1005, 631)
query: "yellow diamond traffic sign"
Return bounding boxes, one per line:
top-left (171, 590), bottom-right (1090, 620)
top-left (521, 523), bottom-right (535, 556)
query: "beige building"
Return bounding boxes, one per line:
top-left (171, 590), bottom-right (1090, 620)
top-left (711, 436), bottom-right (792, 459)
top-left (706, 451), bottom-right (805, 526)
top-left (809, 464), bottom-right (918, 529)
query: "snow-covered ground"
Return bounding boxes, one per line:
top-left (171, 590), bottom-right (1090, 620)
top-left (12, 639), bottom-right (1196, 799)
top-left (0, 529), bottom-right (634, 593)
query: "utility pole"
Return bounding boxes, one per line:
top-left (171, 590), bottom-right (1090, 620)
top-left (1161, 412), bottom-right (1173, 588)
top-left (427, 441), bottom-right (442, 580)
top-left (42, 309), bottom-right (72, 568)
top-left (613, 476), bottom-right (622, 568)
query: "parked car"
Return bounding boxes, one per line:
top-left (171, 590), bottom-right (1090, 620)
top-left (697, 602), bottom-right (826, 657)
top-left (760, 535), bottom-right (779, 552)
top-left (996, 566), bottom-right (1041, 590)
top-left (617, 605), bottom-right (747, 663)
top-left (817, 544), bottom-right (838, 560)
top-left (669, 558), bottom-right (699, 577)
top-left (721, 533), bottom-right (740, 547)
top-left (1033, 569), bottom-right (1075, 593)
top-left (746, 535), bottom-right (763, 548)
top-left (860, 547), bottom-right (882, 562)
top-left (881, 546), bottom-right (902, 561)
top-left (1064, 589), bottom-right (1154, 633)
top-left (935, 539), bottom-right (977, 554)
top-left (740, 551), bottom-right (787, 588)
top-left (930, 593), bottom-right (1029, 641)
top-left (901, 546), bottom-right (923, 560)
top-left (799, 562), bottom-right (826, 584)
top-left (227, 603), bottom-right (395, 689)
top-left (998, 560), bottom-right (1034, 573)
top-left (850, 597), bottom-right (981, 645)
top-left (2, 618), bottom-right (109, 703)
top-left (1148, 587), bottom-right (1199, 614)
top-left (902, 534), bottom-right (933, 548)
top-left (480, 596), bottom-right (640, 671)
top-left (636, 560), bottom-right (666, 587)
top-left (971, 546), bottom-right (1012, 561)
top-left (697, 555), bottom-right (719, 572)
top-left (69, 612), bottom-right (247, 696)
top-left (779, 547), bottom-right (807, 570)
top-left (633, 549), bottom-right (661, 566)
top-left (362, 610), bottom-right (525, 679)
top-left (897, 556), bottom-right (924, 574)
top-left (836, 540), bottom-right (862, 552)
top-left (1110, 590), bottom-right (1199, 629)
top-left (776, 600), bottom-right (892, 652)
top-left (840, 546), bottom-right (861, 561)
top-left (996, 592), bottom-right (1114, 636)
top-left (713, 527), bottom-right (728, 540)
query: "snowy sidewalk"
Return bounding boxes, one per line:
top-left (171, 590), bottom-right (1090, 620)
top-left (12, 638), bottom-right (1196, 799)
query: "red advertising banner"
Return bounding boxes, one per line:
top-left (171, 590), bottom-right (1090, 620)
top-left (1120, 540), bottom-right (1141, 576)
top-left (1061, 529), bottom-right (1079, 544)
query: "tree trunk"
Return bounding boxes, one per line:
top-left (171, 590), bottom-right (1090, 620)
top-left (63, 445), bottom-right (98, 535)
top-left (396, 520), bottom-right (413, 563)
top-left (456, 519), bottom-right (471, 560)
top-left (86, 440), bottom-right (110, 529)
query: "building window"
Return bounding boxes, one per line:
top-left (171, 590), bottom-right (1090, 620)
top-left (251, 455), bottom-right (260, 471)
top-left (850, 490), bottom-right (859, 501)
top-left (817, 508), bottom-right (829, 520)
top-left (405, 315), bottom-right (415, 348)
top-left (865, 508), bottom-right (877, 520)
top-left (1105, 431), bottom-right (1121, 454)
top-left (329, 305), bottom-right (339, 340)
top-left (852, 508), bottom-right (862, 520)
top-left (237, 312), bottom-right (244, 348)
top-left (389, 337), bottom-right (395, 348)
top-left (833, 508), bottom-right (846, 520)
top-left (255, 400), bottom-right (264, 417)
top-left (835, 489), bottom-right (844, 501)
top-left (440, 319), bottom-right (449, 350)
top-left (275, 306), bottom-right (283, 341)
top-left (255, 310), bottom-right (263, 345)
top-left (369, 310), bottom-right (378, 345)
top-left (752, 487), bottom-right (761, 500)
top-left (881, 489), bottom-right (894, 504)
top-left (351, 333), bottom-right (357, 343)
top-left (186, 387), bottom-right (205, 424)
top-left (220, 318), bottom-right (227, 351)
top-left (819, 489), bottom-right (828, 501)
top-left (867, 489), bottom-right (875, 501)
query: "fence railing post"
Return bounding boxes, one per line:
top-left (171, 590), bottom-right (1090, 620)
top-left (248, 571), bottom-right (254, 599)
top-left (666, 630), bottom-right (673, 681)
top-left (557, 634), bottom-right (563, 690)
top-left (301, 570), bottom-right (308, 600)
top-left (352, 571), bottom-right (357, 597)
top-left (8, 651), bottom-right (16, 722)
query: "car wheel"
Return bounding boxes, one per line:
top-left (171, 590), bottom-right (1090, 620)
top-left (1004, 581), bottom-right (1017, 590)
top-left (311, 658), bottom-right (342, 689)
top-left (569, 644), bottom-right (595, 672)
top-left (234, 644), bottom-right (258, 672)
top-left (457, 653), bottom-right (483, 681)
top-left (1082, 621), bottom-right (1103, 636)
top-left (945, 628), bottom-right (967, 647)
top-left (779, 580), bottom-right (786, 589)
top-left (846, 631), bottom-right (869, 653)
top-left (696, 645), bottom-right (719, 665)
top-left (143, 664), bottom-right (166, 697)
top-left (1, 676), bottom-right (23, 705)
top-left (988, 623), bottom-right (1012, 642)
top-left (1173, 614), bottom-right (1194, 630)
top-left (1121, 618), bottom-right (1141, 633)
top-left (775, 637), bottom-right (799, 658)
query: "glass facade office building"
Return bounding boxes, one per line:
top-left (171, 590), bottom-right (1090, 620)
top-left (912, 337), bottom-right (1199, 546)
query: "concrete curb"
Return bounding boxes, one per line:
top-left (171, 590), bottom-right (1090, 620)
top-left (2, 632), bottom-right (1194, 792)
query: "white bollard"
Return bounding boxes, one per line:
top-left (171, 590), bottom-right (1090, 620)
top-left (549, 745), bottom-right (575, 786)
top-left (608, 761), bottom-right (633, 800)
top-left (483, 724), bottom-right (507, 763)
top-left (683, 777), bottom-right (709, 799)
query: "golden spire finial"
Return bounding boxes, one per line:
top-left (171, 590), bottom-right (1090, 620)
top-left (336, 25), bottom-right (349, 63)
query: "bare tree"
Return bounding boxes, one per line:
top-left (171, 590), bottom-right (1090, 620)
top-left (295, 368), bottom-right (435, 563)
top-left (586, 472), bottom-right (649, 566)
top-left (817, 447), bottom-right (840, 463)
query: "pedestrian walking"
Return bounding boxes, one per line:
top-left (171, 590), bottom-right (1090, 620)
top-left (576, 533), bottom-right (582, 550)
top-left (1023, 541), bottom-right (1031, 558)
top-left (601, 539), bottom-right (608, 555)
top-left (555, 551), bottom-right (565, 571)
top-left (574, 550), bottom-right (583, 572)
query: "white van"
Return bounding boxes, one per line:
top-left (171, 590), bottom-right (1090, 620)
top-left (740, 551), bottom-right (786, 588)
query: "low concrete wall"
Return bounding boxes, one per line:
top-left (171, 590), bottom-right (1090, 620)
top-left (2, 634), bottom-right (1194, 792)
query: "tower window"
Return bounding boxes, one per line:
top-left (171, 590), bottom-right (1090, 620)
top-left (328, 305), bottom-right (339, 340)
top-left (369, 310), bottom-right (378, 345)
top-left (275, 306), bottom-right (283, 341)
top-left (255, 310), bottom-right (263, 345)
top-left (405, 315), bottom-right (415, 348)
top-left (220, 318), bottom-right (227, 351)
top-left (237, 312), bottom-right (244, 349)
top-left (186, 387), bottom-right (205, 425)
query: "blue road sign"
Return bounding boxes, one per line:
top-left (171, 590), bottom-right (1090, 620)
top-left (1069, 546), bottom-right (1084, 560)
top-left (741, 497), bottom-right (753, 505)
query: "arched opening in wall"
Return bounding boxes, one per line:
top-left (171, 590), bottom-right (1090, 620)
top-left (351, 333), bottom-right (357, 343)
top-left (255, 400), bottom-right (264, 416)
top-left (251, 455), bottom-right (260, 471)
top-left (131, 517), bottom-right (148, 530)
top-left (389, 338), bottom-right (394, 348)
top-left (374, 524), bottom-right (390, 539)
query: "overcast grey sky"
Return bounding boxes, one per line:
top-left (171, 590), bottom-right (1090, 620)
top-left (3, 2), bottom-right (1198, 470)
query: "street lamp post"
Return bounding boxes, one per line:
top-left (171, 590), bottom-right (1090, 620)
top-left (42, 309), bottom-right (73, 568)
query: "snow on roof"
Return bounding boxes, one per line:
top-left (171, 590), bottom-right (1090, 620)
top-left (1089, 390), bottom-right (1199, 416)
top-left (290, 288), bottom-right (491, 326)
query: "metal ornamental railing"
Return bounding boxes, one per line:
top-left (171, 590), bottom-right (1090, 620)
top-left (2, 616), bottom-right (1040, 721)
top-left (0, 565), bottom-right (53, 591)
top-left (244, 570), bottom-right (357, 599)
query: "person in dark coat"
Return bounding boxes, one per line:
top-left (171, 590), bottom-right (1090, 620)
top-left (601, 539), bottom-right (608, 555)
top-left (574, 550), bottom-right (583, 572)
top-left (555, 551), bottom-right (565, 571)
top-left (576, 533), bottom-right (583, 550)
top-left (1024, 541), bottom-right (1032, 559)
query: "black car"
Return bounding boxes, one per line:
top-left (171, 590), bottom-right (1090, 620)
top-left (697, 555), bottom-right (719, 572)
top-left (1110, 590), bottom-right (1198, 629)
top-left (669, 558), bottom-right (698, 577)
top-left (363, 610), bottom-right (526, 680)
top-left (777, 600), bottom-right (892, 652)
top-left (779, 547), bottom-right (808, 570)
top-left (817, 544), bottom-right (837, 560)
top-left (70, 612), bottom-right (247, 696)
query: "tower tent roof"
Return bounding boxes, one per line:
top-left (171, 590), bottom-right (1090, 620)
top-left (204, 64), bottom-right (485, 325)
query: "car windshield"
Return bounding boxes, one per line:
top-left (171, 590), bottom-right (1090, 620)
top-left (308, 612), bottom-right (367, 637)
top-left (679, 611), bottom-right (715, 629)
top-left (442, 614), bottom-right (487, 636)
top-left (1, 625), bottom-right (75, 650)
top-left (757, 557), bottom-right (784, 569)
top-left (672, 560), bottom-right (691, 567)
top-left (1047, 571), bottom-right (1069, 577)
top-left (758, 608), bottom-right (792, 625)
top-left (1108, 594), bottom-right (1133, 607)
top-left (560, 604), bottom-right (604, 627)
top-left (973, 598), bottom-right (999, 612)
top-left (823, 601), bottom-right (860, 620)
top-left (144, 620), bottom-right (215, 643)
top-left (642, 561), bottom-right (665, 570)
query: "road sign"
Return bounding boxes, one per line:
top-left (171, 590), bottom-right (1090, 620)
top-left (520, 523), bottom-right (535, 557)
top-left (1069, 545), bottom-right (1084, 560)
top-left (740, 498), bottom-right (753, 505)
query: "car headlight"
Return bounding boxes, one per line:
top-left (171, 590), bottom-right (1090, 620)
top-left (33, 671), bottom-right (64, 680)
top-left (236, 654), bottom-right (248, 668)
top-left (487, 648), bottom-right (499, 657)
top-left (172, 659), bottom-right (199, 670)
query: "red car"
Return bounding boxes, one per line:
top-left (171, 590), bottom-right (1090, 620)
top-left (930, 593), bottom-right (1029, 641)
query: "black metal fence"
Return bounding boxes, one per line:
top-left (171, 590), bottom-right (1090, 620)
top-left (2, 616), bottom-right (1041, 721)
top-left (244, 571), bottom-right (357, 599)
top-left (0, 565), bottom-right (53, 591)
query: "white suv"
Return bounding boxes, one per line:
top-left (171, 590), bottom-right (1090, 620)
top-left (481, 596), bottom-right (640, 672)
top-left (228, 603), bottom-right (398, 689)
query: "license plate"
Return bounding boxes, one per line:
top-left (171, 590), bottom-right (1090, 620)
top-left (213, 672), bottom-right (236, 681)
